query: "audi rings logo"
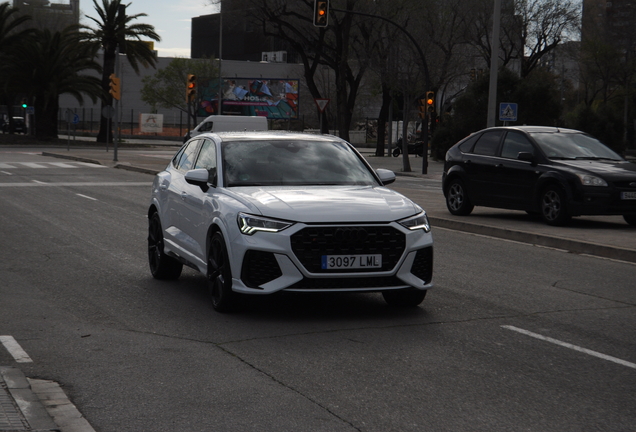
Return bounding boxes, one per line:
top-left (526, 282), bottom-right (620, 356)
top-left (334, 227), bottom-right (368, 243)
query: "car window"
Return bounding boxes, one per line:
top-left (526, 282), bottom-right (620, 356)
top-left (501, 131), bottom-right (535, 159)
top-left (194, 139), bottom-right (218, 185)
top-left (472, 131), bottom-right (503, 156)
top-left (458, 134), bottom-right (480, 153)
top-left (173, 140), bottom-right (200, 172)
top-left (529, 132), bottom-right (623, 160)
top-left (222, 140), bottom-right (378, 187)
top-left (198, 121), bottom-right (213, 132)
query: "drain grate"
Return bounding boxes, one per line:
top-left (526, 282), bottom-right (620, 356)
top-left (0, 383), bottom-right (28, 431)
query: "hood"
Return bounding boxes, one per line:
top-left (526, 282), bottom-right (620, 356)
top-left (554, 159), bottom-right (636, 181)
top-left (226, 186), bottom-right (419, 223)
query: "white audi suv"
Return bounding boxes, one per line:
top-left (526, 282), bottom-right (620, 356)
top-left (148, 131), bottom-right (433, 312)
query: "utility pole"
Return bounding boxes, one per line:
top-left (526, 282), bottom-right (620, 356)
top-left (486, 0), bottom-right (502, 128)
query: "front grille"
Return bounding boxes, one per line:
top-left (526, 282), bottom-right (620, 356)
top-left (290, 225), bottom-right (406, 273)
top-left (287, 275), bottom-right (406, 290)
top-left (410, 247), bottom-right (433, 284)
top-left (241, 250), bottom-right (282, 288)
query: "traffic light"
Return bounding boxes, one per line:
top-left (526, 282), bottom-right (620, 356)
top-left (313, 0), bottom-right (329, 27)
top-left (470, 68), bottom-right (476, 81)
top-left (186, 74), bottom-right (196, 103)
top-left (21, 99), bottom-right (27, 109)
top-left (109, 74), bottom-right (121, 100)
top-left (426, 91), bottom-right (435, 113)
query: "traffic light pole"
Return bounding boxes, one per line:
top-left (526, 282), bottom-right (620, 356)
top-left (330, 7), bottom-right (431, 173)
top-left (113, 46), bottom-right (120, 162)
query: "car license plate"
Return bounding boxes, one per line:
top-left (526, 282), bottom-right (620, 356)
top-left (621, 191), bottom-right (636, 200)
top-left (321, 254), bottom-right (382, 269)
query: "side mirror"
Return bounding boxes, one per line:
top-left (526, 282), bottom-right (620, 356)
top-left (376, 168), bottom-right (396, 185)
top-left (185, 168), bottom-right (211, 191)
top-left (517, 152), bottom-right (535, 163)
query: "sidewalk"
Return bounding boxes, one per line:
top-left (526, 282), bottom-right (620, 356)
top-left (40, 142), bottom-right (636, 264)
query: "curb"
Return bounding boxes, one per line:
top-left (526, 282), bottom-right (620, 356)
top-left (429, 217), bottom-right (636, 263)
top-left (0, 366), bottom-right (59, 431)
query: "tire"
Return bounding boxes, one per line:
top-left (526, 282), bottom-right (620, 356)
top-left (445, 178), bottom-right (474, 216)
top-left (382, 289), bottom-right (427, 307)
top-left (392, 147), bottom-right (401, 157)
top-left (623, 214), bottom-right (636, 226)
top-left (208, 232), bottom-right (238, 313)
top-left (148, 213), bottom-right (183, 280)
top-left (540, 184), bottom-right (571, 226)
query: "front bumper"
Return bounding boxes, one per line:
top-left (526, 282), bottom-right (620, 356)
top-left (228, 222), bottom-right (433, 295)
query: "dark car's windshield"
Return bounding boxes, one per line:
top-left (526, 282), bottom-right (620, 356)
top-left (222, 140), bottom-right (379, 187)
top-left (530, 132), bottom-right (623, 161)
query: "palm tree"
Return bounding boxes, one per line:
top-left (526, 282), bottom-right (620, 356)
top-left (10, 27), bottom-right (103, 139)
top-left (80, 0), bottom-right (160, 143)
top-left (0, 1), bottom-right (35, 132)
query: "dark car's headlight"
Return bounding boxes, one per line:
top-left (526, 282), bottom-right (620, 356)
top-left (398, 211), bottom-right (431, 233)
top-left (238, 213), bottom-right (294, 235)
top-left (576, 173), bottom-right (608, 187)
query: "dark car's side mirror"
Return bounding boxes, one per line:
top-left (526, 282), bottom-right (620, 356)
top-left (517, 152), bottom-right (535, 164)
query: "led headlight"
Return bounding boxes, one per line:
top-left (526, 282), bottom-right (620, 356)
top-left (576, 173), bottom-right (608, 187)
top-left (398, 211), bottom-right (431, 233)
top-left (238, 213), bottom-right (294, 235)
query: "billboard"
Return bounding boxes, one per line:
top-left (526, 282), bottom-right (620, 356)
top-left (197, 78), bottom-right (299, 120)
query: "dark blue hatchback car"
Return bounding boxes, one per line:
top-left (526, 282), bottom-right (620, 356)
top-left (442, 126), bottom-right (636, 226)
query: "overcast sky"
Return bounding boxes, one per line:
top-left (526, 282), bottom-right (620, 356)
top-left (79, 0), bottom-right (219, 58)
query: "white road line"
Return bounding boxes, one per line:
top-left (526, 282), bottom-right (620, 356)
top-left (19, 162), bottom-right (48, 168)
top-left (1, 171), bottom-right (12, 175)
top-left (0, 335), bottom-right (33, 363)
top-left (502, 325), bottom-right (636, 369)
top-left (76, 193), bottom-right (98, 201)
top-left (74, 162), bottom-right (106, 168)
top-left (48, 162), bottom-right (79, 168)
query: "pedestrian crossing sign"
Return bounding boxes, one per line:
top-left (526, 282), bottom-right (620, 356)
top-left (499, 103), bottom-right (518, 122)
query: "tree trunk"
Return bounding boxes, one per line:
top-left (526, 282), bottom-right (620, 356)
top-left (375, 82), bottom-right (391, 156)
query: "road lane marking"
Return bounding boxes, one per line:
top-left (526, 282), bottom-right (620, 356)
top-left (48, 162), bottom-right (79, 168)
top-left (502, 325), bottom-right (636, 369)
top-left (0, 335), bottom-right (33, 363)
top-left (76, 193), bottom-right (97, 201)
top-left (0, 182), bottom-right (149, 187)
top-left (1, 171), bottom-right (12, 175)
top-left (19, 162), bottom-right (47, 168)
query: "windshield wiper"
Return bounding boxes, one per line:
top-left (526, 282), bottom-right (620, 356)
top-left (573, 156), bottom-right (621, 161)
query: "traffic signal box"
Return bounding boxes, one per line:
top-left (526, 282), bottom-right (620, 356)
top-left (313, 0), bottom-right (329, 27)
top-left (186, 74), bottom-right (197, 103)
top-left (426, 91), bottom-right (435, 113)
top-left (109, 74), bottom-right (121, 101)
top-left (418, 99), bottom-right (427, 119)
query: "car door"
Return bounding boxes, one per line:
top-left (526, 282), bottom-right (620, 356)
top-left (462, 130), bottom-right (504, 203)
top-left (164, 139), bottom-right (201, 257)
top-left (177, 138), bottom-right (218, 266)
top-left (495, 131), bottom-right (541, 209)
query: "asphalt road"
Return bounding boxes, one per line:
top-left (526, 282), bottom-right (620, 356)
top-left (1, 150), bottom-right (635, 431)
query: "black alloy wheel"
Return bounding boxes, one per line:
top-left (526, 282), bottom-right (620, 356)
top-left (148, 213), bottom-right (183, 280)
top-left (393, 147), bottom-right (401, 157)
top-left (540, 184), bottom-right (571, 226)
top-left (445, 178), bottom-right (474, 216)
top-left (382, 289), bottom-right (427, 307)
top-left (208, 232), bottom-right (238, 312)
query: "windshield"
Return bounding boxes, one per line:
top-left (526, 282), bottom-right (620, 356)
top-left (222, 140), bottom-right (379, 187)
top-left (530, 132), bottom-right (623, 161)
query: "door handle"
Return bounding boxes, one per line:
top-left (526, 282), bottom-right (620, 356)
top-left (159, 183), bottom-right (168, 190)
top-left (180, 191), bottom-right (188, 200)
top-left (495, 164), bottom-right (504, 169)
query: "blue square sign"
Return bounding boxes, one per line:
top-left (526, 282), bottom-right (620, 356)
top-left (499, 103), bottom-right (518, 122)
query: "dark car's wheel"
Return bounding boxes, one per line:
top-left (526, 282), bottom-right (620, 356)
top-left (148, 213), bottom-right (183, 280)
top-left (540, 184), bottom-right (571, 226)
top-left (623, 214), bottom-right (636, 226)
top-left (383, 289), bottom-right (427, 307)
top-left (446, 178), bottom-right (474, 216)
top-left (208, 232), bottom-right (238, 312)
top-left (392, 147), bottom-right (401, 157)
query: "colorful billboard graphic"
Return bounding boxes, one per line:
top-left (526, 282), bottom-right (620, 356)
top-left (198, 78), bottom-right (299, 120)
